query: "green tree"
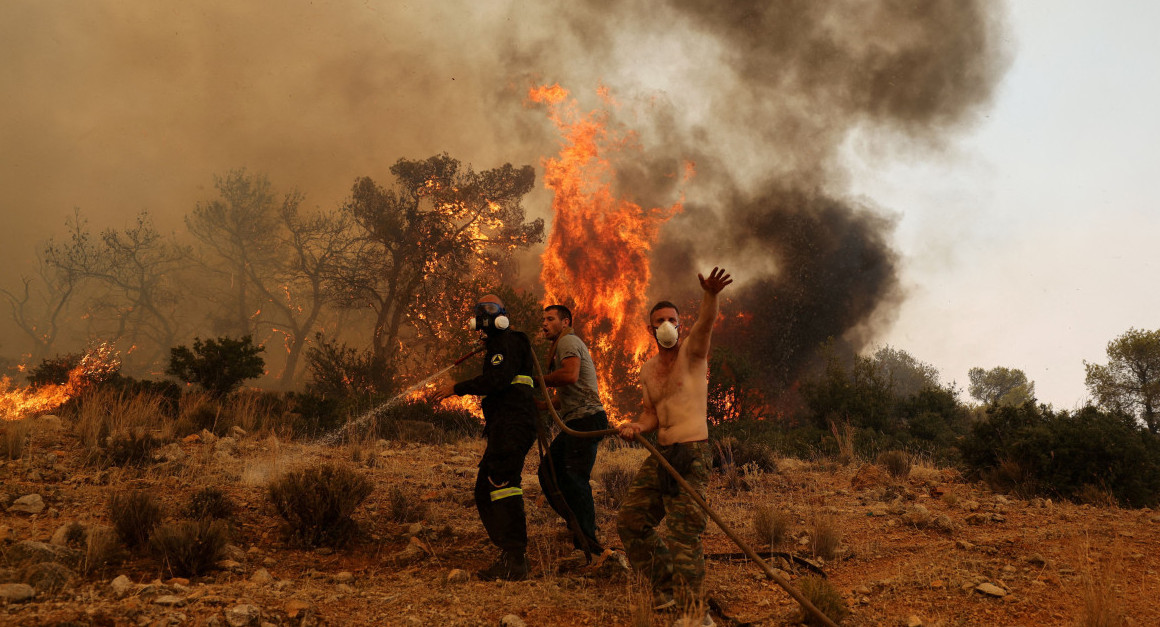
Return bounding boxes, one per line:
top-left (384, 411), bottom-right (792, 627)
top-left (167, 335), bottom-right (265, 397)
top-left (872, 345), bottom-right (942, 397)
top-left (1085, 327), bottom-right (1160, 433)
top-left (330, 154), bottom-right (544, 391)
top-left (968, 366), bottom-right (1035, 407)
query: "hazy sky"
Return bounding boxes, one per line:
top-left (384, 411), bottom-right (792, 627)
top-left (853, 2), bottom-right (1160, 407)
top-left (1, 1), bottom-right (1154, 408)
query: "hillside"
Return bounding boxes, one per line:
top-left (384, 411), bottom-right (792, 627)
top-left (2, 414), bottom-right (1158, 626)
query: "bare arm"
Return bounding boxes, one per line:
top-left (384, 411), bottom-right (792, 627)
top-left (685, 267), bottom-right (732, 361)
top-left (618, 385), bottom-right (659, 441)
top-left (537, 356), bottom-right (580, 387)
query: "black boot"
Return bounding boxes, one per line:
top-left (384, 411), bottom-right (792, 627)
top-left (477, 550), bottom-right (529, 581)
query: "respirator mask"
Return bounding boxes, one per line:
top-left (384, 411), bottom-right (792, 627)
top-left (653, 321), bottom-right (679, 349)
top-left (469, 301), bottom-right (510, 333)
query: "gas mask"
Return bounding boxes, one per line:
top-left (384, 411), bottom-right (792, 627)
top-left (469, 301), bottom-right (510, 333)
top-left (653, 321), bottom-right (679, 349)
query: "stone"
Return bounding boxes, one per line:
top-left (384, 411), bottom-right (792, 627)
top-left (154, 595), bottom-right (186, 606)
top-left (111, 575), bottom-right (136, 598)
top-left (250, 568), bottom-right (273, 584)
top-left (333, 571), bottom-right (354, 583)
top-left (22, 561), bottom-right (75, 592)
top-left (446, 569), bottom-right (470, 584)
top-left (225, 603), bottom-right (262, 627)
top-left (182, 434), bottom-right (202, 443)
top-left (285, 599), bottom-right (313, 619)
top-left (224, 544), bottom-right (247, 562)
top-left (975, 582), bottom-right (1007, 597)
top-left (216, 560), bottom-right (245, 573)
top-left (8, 494), bottom-right (45, 514)
top-left (500, 615), bottom-right (527, 627)
top-left (907, 616), bottom-right (923, 627)
top-left (262, 557), bottom-right (276, 567)
top-left (230, 426), bottom-right (247, 438)
top-left (0, 583), bottom-right (36, 603)
top-left (7, 540), bottom-right (81, 567)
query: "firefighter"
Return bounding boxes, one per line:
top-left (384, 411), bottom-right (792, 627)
top-left (436, 294), bottom-right (538, 581)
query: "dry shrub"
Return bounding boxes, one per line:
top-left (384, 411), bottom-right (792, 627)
top-left (183, 486), bottom-right (236, 521)
top-left (386, 485), bottom-right (429, 523)
top-left (21, 561), bottom-right (74, 593)
top-left (1077, 484), bottom-right (1118, 508)
top-left (1, 418), bottom-right (32, 460)
top-left (941, 491), bottom-right (961, 508)
top-left (61, 522), bottom-right (87, 549)
top-left (712, 437), bottom-right (777, 473)
top-left (268, 463), bottom-right (373, 547)
top-left (151, 519), bottom-right (229, 578)
top-left (103, 428), bottom-right (162, 467)
top-left (108, 490), bottom-right (163, 551)
top-left (796, 575), bottom-right (849, 626)
top-left (175, 391), bottom-right (221, 436)
top-left (599, 465), bottom-right (636, 509)
top-left (877, 450), bottom-right (912, 479)
top-left (626, 573), bottom-right (655, 627)
top-left (753, 505), bottom-right (792, 550)
top-left (810, 516), bottom-right (842, 560)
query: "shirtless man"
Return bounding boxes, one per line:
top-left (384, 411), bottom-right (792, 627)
top-left (616, 267), bottom-right (732, 617)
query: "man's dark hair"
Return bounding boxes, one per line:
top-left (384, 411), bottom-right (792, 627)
top-left (649, 300), bottom-right (680, 319)
top-left (544, 304), bottom-right (573, 327)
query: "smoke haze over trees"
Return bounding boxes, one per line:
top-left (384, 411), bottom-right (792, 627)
top-left (1, 1), bottom-right (1012, 397)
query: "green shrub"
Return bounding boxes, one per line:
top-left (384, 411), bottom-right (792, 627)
top-left (183, 487), bottom-right (236, 521)
top-left (108, 491), bottom-right (163, 550)
top-left (151, 519), bottom-right (229, 577)
top-left (167, 335), bottom-right (265, 397)
top-left (268, 463), bottom-right (373, 547)
top-left (960, 404), bottom-right (1160, 507)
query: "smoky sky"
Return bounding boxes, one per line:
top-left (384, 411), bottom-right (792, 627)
top-left (0, 1), bottom-right (1011, 379)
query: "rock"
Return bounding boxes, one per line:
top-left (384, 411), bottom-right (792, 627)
top-left (250, 568), bottom-right (273, 584)
top-left (200, 429), bottom-right (218, 445)
top-left (216, 560), bottom-right (245, 573)
top-left (223, 544), bottom-right (247, 562)
top-left (391, 543), bottom-right (426, 566)
top-left (7, 540), bottom-right (81, 567)
top-left (182, 434), bottom-right (202, 443)
top-left (906, 616), bottom-right (923, 627)
top-left (285, 599), bottom-right (313, 619)
top-left (154, 443), bottom-right (187, 463)
top-left (500, 615), bottom-right (527, 627)
top-left (22, 561), bottom-right (75, 592)
top-left (901, 505), bottom-right (932, 527)
top-left (955, 540), bottom-right (975, 551)
top-left (975, 582), bottom-right (1007, 597)
top-left (961, 500), bottom-right (980, 512)
top-left (446, 569), bottom-right (470, 584)
top-left (225, 603), bottom-right (262, 626)
top-left (407, 522), bottom-right (424, 536)
top-left (0, 583), bottom-right (36, 603)
top-left (262, 557), bottom-right (276, 567)
top-left (154, 595), bottom-right (186, 606)
top-left (230, 426), bottom-right (247, 439)
top-left (50, 522), bottom-right (87, 547)
top-left (111, 575), bottom-right (135, 598)
top-left (333, 571), bottom-right (354, 584)
top-left (8, 494), bottom-right (45, 514)
top-left (215, 437), bottom-right (238, 454)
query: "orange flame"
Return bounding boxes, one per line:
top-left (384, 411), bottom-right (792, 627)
top-left (1, 343), bottom-right (121, 421)
top-left (530, 84), bottom-right (685, 421)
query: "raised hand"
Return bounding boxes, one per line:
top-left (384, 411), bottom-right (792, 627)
top-left (697, 267), bottom-right (733, 295)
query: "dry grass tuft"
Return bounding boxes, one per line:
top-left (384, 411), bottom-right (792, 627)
top-left (829, 421), bottom-right (856, 466)
top-left (877, 450), bottom-right (911, 479)
top-left (753, 505), bottom-right (793, 550)
top-left (796, 575), bottom-right (850, 626)
top-left (625, 573), bottom-right (656, 627)
top-left (1076, 539), bottom-right (1128, 627)
top-left (1, 418), bottom-right (32, 460)
top-left (183, 486), bottom-right (236, 521)
top-left (386, 485), bottom-right (429, 523)
top-left (599, 464), bottom-right (636, 509)
top-left (75, 387), bottom-right (170, 451)
top-left (810, 516), bottom-right (842, 561)
top-left (81, 527), bottom-right (127, 576)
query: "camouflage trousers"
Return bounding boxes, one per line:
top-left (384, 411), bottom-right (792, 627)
top-left (616, 440), bottom-right (711, 601)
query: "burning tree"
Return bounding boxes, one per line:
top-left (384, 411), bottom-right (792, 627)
top-left (329, 154), bottom-right (544, 392)
top-left (530, 84), bottom-right (684, 419)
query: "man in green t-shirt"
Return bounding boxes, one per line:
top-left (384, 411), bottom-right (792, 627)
top-left (536, 304), bottom-right (608, 557)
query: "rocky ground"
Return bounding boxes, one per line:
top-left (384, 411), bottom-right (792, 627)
top-left (2, 413), bottom-right (1159, 626)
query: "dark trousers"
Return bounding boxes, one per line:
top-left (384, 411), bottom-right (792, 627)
top-left (537, 411), bottom-right (608, 552)
top-left (475, 416), bottom-right (537, 553)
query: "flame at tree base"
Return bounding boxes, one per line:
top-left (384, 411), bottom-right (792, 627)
top-left (1, 343), bottom-right (122, 421)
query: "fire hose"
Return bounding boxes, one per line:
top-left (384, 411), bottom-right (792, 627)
top-left (526, 351), bottom-right (839, 627)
